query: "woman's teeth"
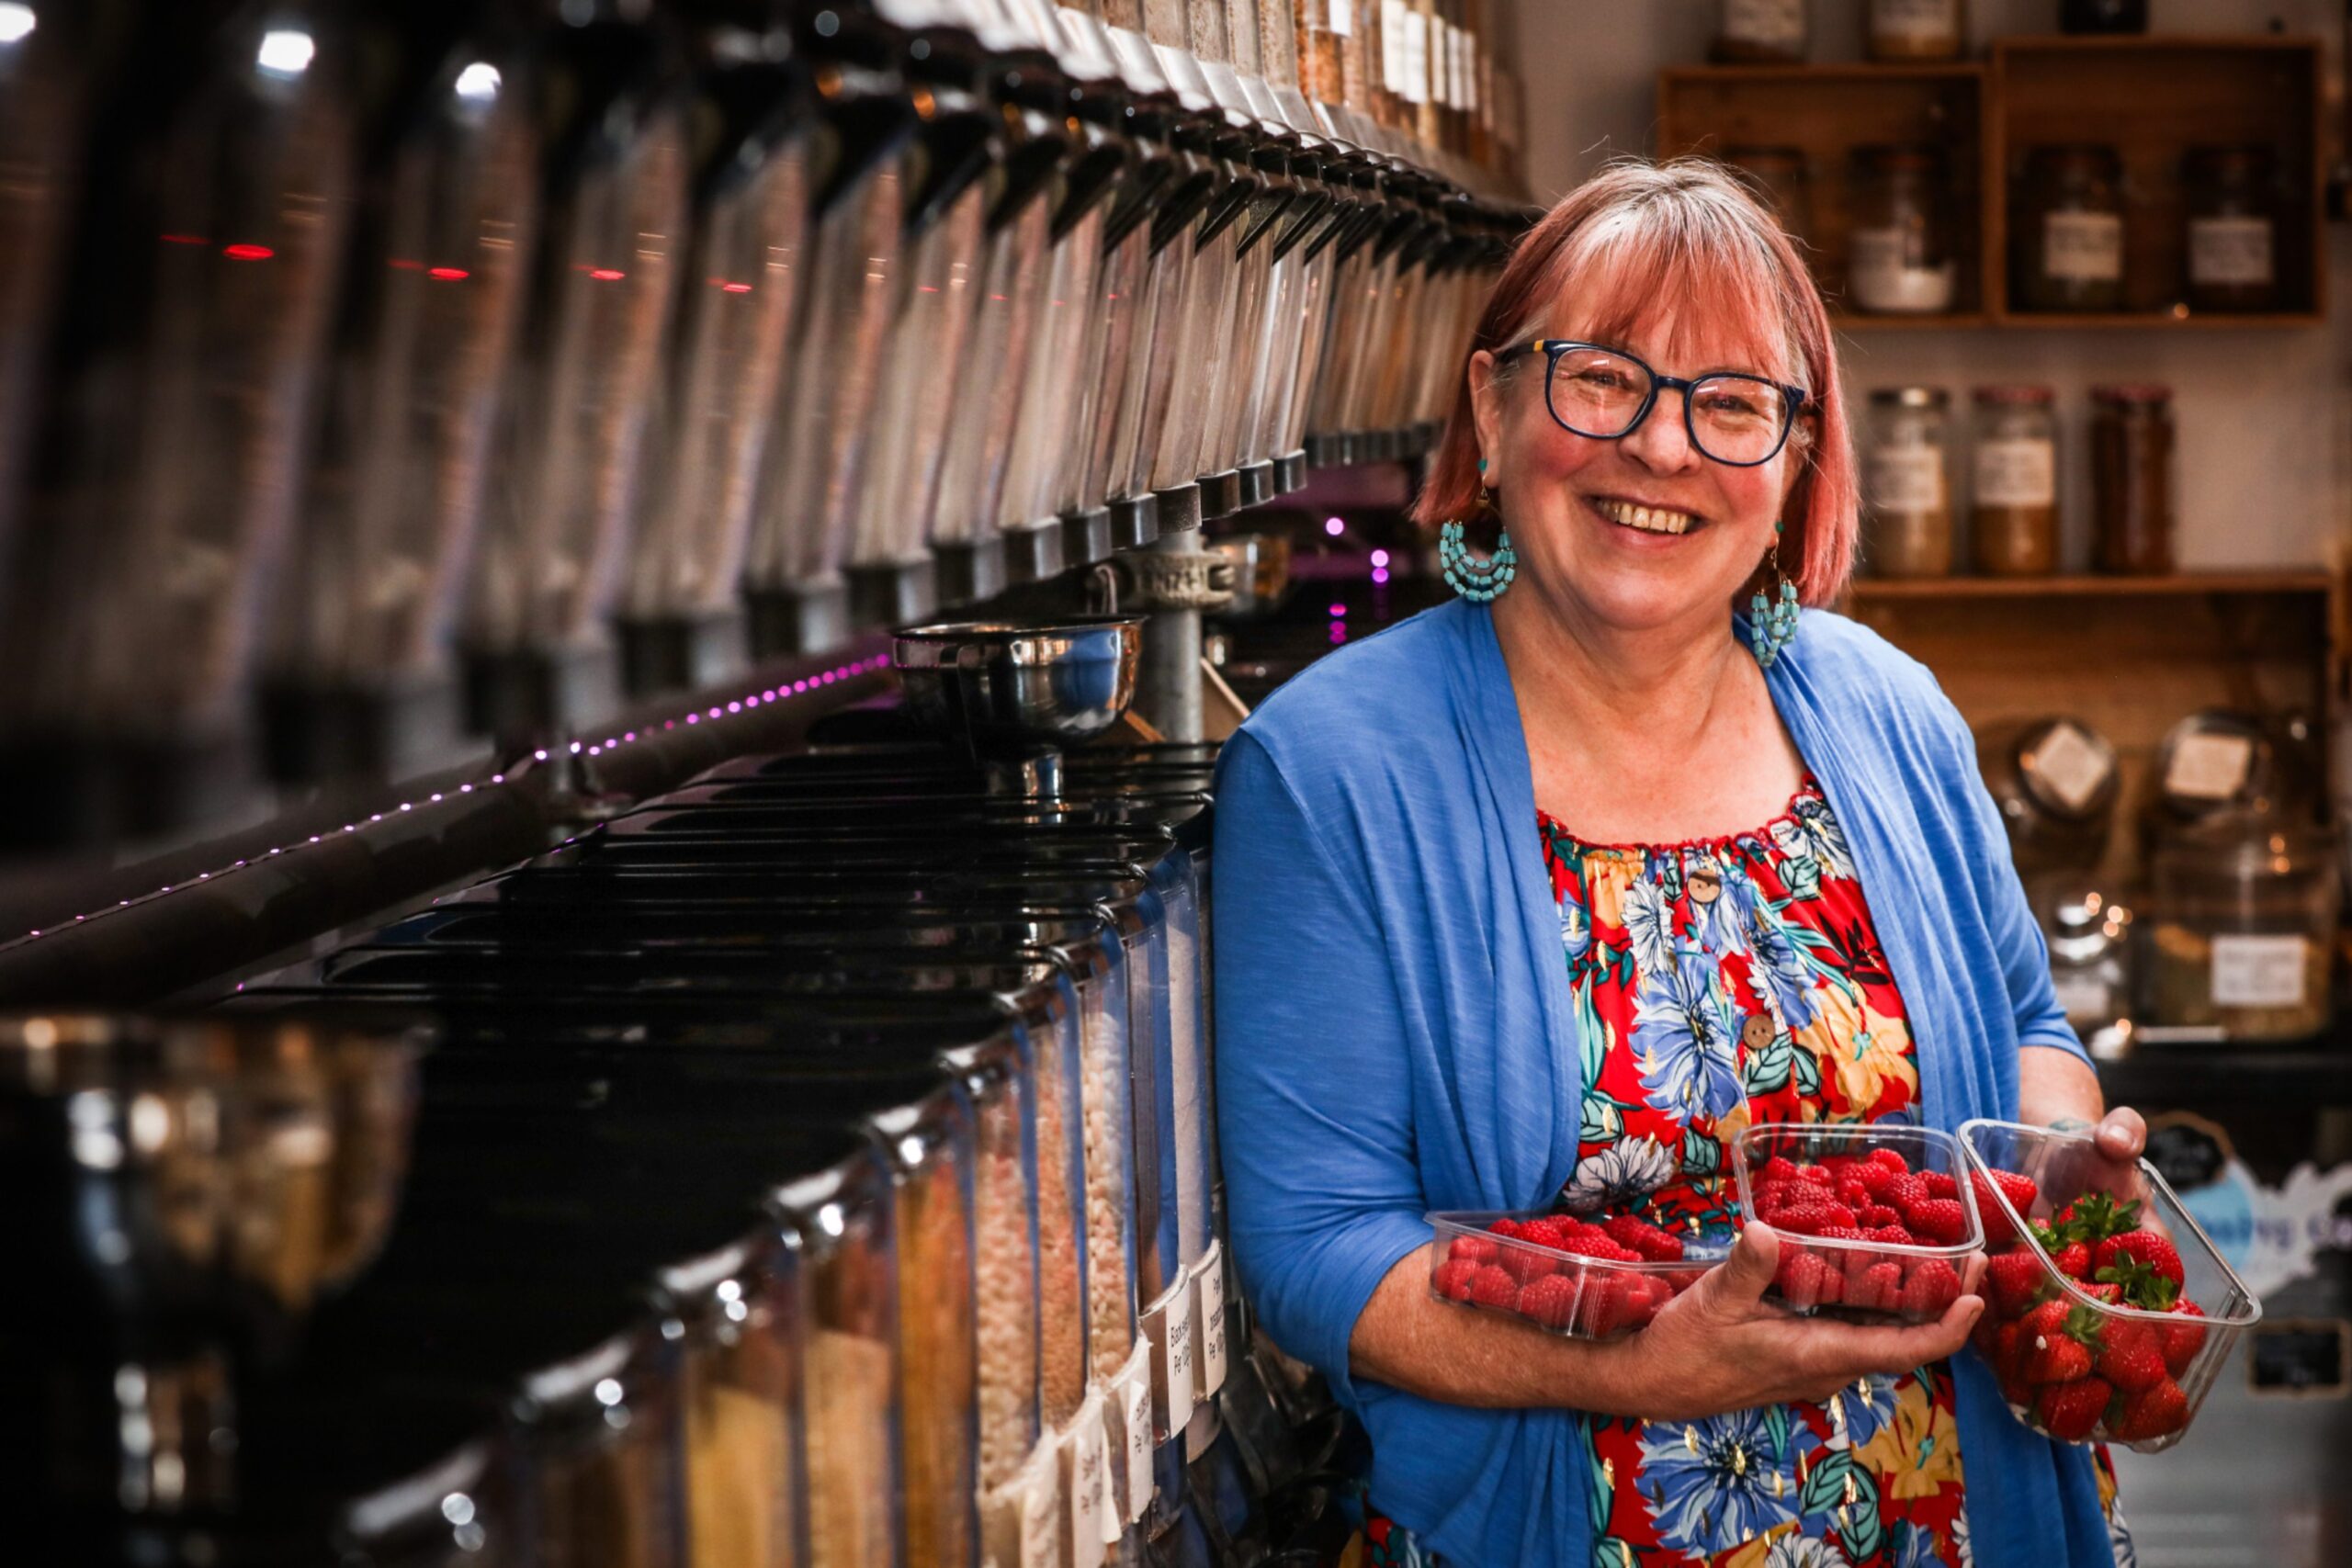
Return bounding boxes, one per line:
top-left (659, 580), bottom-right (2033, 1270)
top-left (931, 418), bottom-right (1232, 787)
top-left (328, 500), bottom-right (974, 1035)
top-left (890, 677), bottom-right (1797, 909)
top-left (1595, 498), bottom-right (1697, 536)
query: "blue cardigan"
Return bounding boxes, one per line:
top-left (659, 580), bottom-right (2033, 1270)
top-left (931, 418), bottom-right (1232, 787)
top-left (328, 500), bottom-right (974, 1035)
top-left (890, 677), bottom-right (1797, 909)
top-left (1210, 599), bottom-right (2110, 1568)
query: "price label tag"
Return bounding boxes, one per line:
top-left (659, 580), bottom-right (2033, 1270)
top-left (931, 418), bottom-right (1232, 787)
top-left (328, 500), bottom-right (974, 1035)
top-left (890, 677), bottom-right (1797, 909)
top-left (1972, 437), bottom-right (2054, 510)
top-left (2042, 211), bottom-right (2123, 283)
top-left (1116, 1343), bottom-right (1156, 1524)
top-left (2165, 732), bottom-right (2255, 803)
top-left (1401, 10), bottom-right (1430, 105)
top-left (1193, 1241), bottom-right (1229, 1401)
top-left (2212, 933), bottom-right (2310, 1009)
top-left (1380, 0), bottom-right (1406, 93)
top-left (2190, 216), bottom-right (2274, 288)
top-left (1018, 1438), bottom-right (1062, 1568)
top-left (1329, 0), bottom-right (1352, 37)
top-left (1143, 1279), bottom-right (1196, 1438)
top-left (1064, 1393), bottom-right (1109, 1568)
top-left (2026, 720), bottom-right (2110, 814)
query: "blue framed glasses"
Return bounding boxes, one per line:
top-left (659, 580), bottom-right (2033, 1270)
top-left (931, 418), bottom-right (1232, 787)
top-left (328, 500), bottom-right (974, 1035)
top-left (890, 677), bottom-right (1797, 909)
top-left (1493, 339), bottom-right (1810, 468)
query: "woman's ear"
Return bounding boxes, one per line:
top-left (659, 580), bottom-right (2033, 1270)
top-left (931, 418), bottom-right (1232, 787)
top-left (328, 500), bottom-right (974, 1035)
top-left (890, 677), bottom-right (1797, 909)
top-left (1467, 348), bottom-right (1504, 472)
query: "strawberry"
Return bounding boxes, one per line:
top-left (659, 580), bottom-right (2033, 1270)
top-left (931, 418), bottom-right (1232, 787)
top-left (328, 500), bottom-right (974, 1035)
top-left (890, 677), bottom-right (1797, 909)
top-left (1433, 1259), bottom-right (1480, 1300)
top-left (2094, 1256), bottom-right (2177, 1313)
top-left (1498, 1244), bottom-right (1555, 1284)
top-left (1906, 1198), bottom-right (1970, 1247)
top-left (1868, 1146), bottom-right (1911, 1173)
top-left (1922, 1170), bottom-right (1960, 1201)
top-left (2035, 1376), bottom-right (2114, 1441)
top-left (1984, 1250), bottom-right (2050, 1317)
top-left (1970, 1169), bottom-right (2041, 1247)
top-left (1774, 1248), bottom-right (1836, 1309)
top-left (1899, 1257), bottom-right (1962, 1318)
top-left (2049, 1240), bottom-right (2094, 1281)
top-left (1990, 1323), bottom-right (2035, 1405)
top-left (2160, 1301), bottom-right (2209, 1374)
top-left (1448, 1234), bottom-right (1498, 1266)
top-left (2095, 1231), bottom-right (2185, 1293)
top-left (1469, 1265), bottom-right (1521, 1309)
top-left (2079, 1282), bottom-right (2124, 1306)
top-left (2052, 1192), bottom-right (2141, 1245)
top-left (1854, 1260), bottom-right (1906, 1313)
top-left (2025, 1304), bottom-right (2105, 1384)
top-left (2107, 1378), bottom-right (2189, 1442)
top-left (1516, 1273), bottom-right (1578, 1330)
top-left (2093, 1321), bottom-right (2168, 1393)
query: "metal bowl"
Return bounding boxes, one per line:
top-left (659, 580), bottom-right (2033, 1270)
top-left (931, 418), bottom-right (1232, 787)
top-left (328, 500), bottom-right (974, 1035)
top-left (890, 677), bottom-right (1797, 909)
top-left (1206, 532), bottom-right (1295, 622)
top-left (892, 616), bottom-right (1144, 752)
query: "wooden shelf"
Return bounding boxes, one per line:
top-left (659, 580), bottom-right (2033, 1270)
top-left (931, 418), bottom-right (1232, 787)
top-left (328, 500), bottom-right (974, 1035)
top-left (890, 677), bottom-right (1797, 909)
top-left (1830, 310), bottom-right (1990, 332)
top-left (1991, 311), bottom-right (2325, 330)
top-left (1850, 570), bottom-right (2334, 600)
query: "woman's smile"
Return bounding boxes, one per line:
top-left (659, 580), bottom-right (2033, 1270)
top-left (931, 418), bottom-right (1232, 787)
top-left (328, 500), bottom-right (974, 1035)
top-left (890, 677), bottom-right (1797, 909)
top-left (1589, 492), bottom-right (1707, 538)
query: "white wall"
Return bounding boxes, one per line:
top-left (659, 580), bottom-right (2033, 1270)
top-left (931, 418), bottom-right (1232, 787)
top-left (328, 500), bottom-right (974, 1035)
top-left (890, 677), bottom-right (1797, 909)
top-left (1512, 0), bottom-right (2352, 569)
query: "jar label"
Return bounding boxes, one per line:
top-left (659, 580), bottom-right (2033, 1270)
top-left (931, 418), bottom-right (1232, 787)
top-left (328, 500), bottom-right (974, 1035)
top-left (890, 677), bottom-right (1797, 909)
top-left (2026, 720), bottom-right (2111, 813)
top-left (1849, 229), bottom-right (1957, 312)
top-left (2211, 933), bottom-right (2308, 1009)
top-left (1867, 443), bottom-right (1947, 514)
top-left (1193, 1240), bottom-right (1229, 1401)
top-left (1380, 0), bottom-right (1406, 92)
top-left (2189, 216), bottom-right (2274, 288)
top-left (1871, 0), bottom-right (1961, 39)
top-left (1018, 1437), bottom-right (1063, 1568)
top-left (1724, 0), bottom-right (1806, 45)
top-left (1329, 0), bottom-right (1352, 37)
top-left (2051, 967), bottom-right (2118, 1023)
top-left (1115, 1344), bottom-right (1156, 1524)
top-left (1973, 437), bottom-right (2055, 508)
top-left (1064, 1393), bottom-right (1111, 1568)
top-left (2042, 210), bottom-right (2124, 283)
top-left (2165, 731), bottom-right (2254, 802)
top-left (1144, 1277), bottom-right (1195, 1439)
top-left (1402, 8), bottom-right (1430, 104)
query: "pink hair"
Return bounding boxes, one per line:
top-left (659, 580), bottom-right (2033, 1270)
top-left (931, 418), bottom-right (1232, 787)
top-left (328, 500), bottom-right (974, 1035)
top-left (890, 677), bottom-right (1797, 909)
top-left (1415, 158), bottom-right (1858, 604)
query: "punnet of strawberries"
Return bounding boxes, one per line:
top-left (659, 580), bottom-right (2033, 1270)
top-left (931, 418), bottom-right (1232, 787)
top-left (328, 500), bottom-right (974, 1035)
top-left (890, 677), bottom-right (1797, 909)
top-left (1968, 1181), bottom-right (2211, 1447)
top-left (1428, 1212), bottom-right (1727, 1340)
top-left (1742, 1143), bottom-right (1977, 1324)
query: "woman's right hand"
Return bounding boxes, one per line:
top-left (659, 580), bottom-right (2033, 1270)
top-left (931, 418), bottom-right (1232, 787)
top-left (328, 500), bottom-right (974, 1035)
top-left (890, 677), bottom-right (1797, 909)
top-left (1589, 1223), bottom-right (1985, 1422)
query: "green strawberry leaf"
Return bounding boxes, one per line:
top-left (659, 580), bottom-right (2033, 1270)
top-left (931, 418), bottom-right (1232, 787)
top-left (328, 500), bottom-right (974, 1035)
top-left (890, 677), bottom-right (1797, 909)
top-left (2095, 1259), bottom-right (2177, 1311)
top-left (2064, 1304), bottom-right (2109, 1350)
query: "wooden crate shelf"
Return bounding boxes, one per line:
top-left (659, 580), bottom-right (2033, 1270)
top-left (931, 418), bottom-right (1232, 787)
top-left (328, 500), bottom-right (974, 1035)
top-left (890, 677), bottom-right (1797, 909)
top-left (1657, 37), bottom-right (2325, 332)
top-left (1849, 570), bottom-right (2334, 600)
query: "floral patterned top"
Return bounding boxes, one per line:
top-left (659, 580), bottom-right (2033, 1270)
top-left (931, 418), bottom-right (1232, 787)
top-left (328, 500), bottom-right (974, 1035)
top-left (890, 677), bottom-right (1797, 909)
top-left (1357, 780), bottom-right (2133, 1568)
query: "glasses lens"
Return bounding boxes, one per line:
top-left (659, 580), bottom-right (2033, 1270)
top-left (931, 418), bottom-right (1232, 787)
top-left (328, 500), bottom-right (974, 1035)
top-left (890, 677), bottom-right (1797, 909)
top-left (1689, 376), bottom-right (1792, 464)
top-left (1547, 348), bottom-right (1651, 436)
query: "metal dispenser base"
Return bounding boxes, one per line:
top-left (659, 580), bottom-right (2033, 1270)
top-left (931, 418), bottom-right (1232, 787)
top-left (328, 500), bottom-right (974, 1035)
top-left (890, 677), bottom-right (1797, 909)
top-left (462, 642), bottom-right (622, 754)
top-left (616, 610), bottom-right (746, 699)
top-left (847, 558), bottom-right (937, 632)
top-left (1273, 450), bottom-right (1306, 492)
top-left (1061, 506), bottom-right (1113, 567)
top-left (1198, 469), bottom-right (1240, 520)
top-left (1237, 462), bottom-right (1273, 509)
top-left (259, 675), bottom-right (468, 786)
top-left (931, 537), bottom-right (1005, 610)
top-left (1001, 520), bottom-right (1067, 584)
top-left (1111, 492), bottom-right (1161, 548)
top-left (745, 581), bottom-right (851, 660)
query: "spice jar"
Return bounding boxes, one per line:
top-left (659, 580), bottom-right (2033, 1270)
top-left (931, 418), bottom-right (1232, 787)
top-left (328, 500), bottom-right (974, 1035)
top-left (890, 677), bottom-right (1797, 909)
top-left (2062, 0), bottom-right (2147, 32)
top-left (1862, 387), bottom-right (1952, 578)
top-left (1713, 0), bottom-right (1808, 63)
top-left (1868, 0), bottom-right (1966, 62)
top-left (2147, 807), bottom-right (2339, 1041)
top-left (2183, 146), bottom-right (2280, 313)
top-left (1979, 716), bottom-right (2120, 877)
top-left (1970, 385), bottom-right (2059, 575)
top-left (1298, 0), bottom-right (1351, 104)
top-left (1723, 146), bottom-right (1814, 254)
top-left (2149, 709), bottom-right (2275, 829)
top-left (1848, 145), bottom-right (1957, 314)
top-left (2016, 144), bottom-right (2125, 312)
top-left (2035, 875), bottom-right (2135, 1040)
top-left (2090, 384), bottom-right (2173, 574)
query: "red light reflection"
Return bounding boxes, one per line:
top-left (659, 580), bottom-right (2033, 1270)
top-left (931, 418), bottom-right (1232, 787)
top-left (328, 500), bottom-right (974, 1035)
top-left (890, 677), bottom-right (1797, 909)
top-left (222, 243), bottom-right (274, 261)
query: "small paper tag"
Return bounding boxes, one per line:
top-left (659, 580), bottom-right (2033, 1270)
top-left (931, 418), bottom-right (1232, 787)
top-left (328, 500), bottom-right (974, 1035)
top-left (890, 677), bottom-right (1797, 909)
top-left (1144, 1279), bottom-right (1196, 1438)
top-left (2026, 721), bottom-right (2110, 814)
top-left (1116, 1343), bottom-right (1156, 1524)
top-left (2165, 731), bottom-right (2255, 802)
top-left (1064, 1393), bottom-right (1109, 1568)
top-left (1193, 1241), bottom-right (1229, 1401)
top-left (2042, 211), bottom-right (2123, 283)
top-left (2212, 933), bottom-right (2309, 1008)
top-left (2190, 216), bottom-right (2273, 288)
top-left (1018, 1437), bottom-right (1062, 1568)
top-left (1973, 437), bottom-right (2055, 510)
top-left (1329, 0), bottom-right (1352, 37)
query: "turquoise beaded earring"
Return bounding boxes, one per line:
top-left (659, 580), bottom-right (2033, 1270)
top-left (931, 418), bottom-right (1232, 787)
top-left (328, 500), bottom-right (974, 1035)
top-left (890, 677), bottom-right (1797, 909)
top-left (1747, 519), bottom-right (1800, 669)
top-left (1440, 459), bottom-right (1516, 604)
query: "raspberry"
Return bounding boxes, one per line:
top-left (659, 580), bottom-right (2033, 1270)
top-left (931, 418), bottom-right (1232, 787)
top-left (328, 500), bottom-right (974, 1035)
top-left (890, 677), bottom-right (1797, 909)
top-left (1762, 1156), bottom-right (1803, 1184)
top-left (1487, 1218), bottom-right (1522, 1240)
top-left (1498, 1244), bottom-right (1555, 1284)
top-left (1883, 1172), bottom-right (1928, 1214)
top-left (1868, 1147), bottom-right (1911, 1173)
top-left (1850, 1261), bottom-right (1905, 1313)
top-left (1517, 1216), bottom-right (1573, 1250)
top-left (1860, 1203), bottom-right (1902, 1229)
top-left (1774, 1249), bottom-right (1836, 1309)
top-left (1433, 1259), bottom-right (1480, 1300)
top-left (1516, 1273), bottom-right (1578, 1330)
top-left (1468, 1265), bottom-right (1521, 1309)
top-left (1795, 1165), bottom-right (1835, 1187)
top-left (1922, 1170), bottom-right (1960, 1201)
top-left (1853, 1160), bottom-right (1899, 1198)
top-left (1907, 1199), bottom-right (1970, 1247)
top-left (1601, 1214), bottom-right (1686, 1262)
top-left (1899, 1258), bottom-right (1962, 1318)
top-left (1866, 1224), bottom-right (1917, 1247)
top-left (1576, 1275), bottom-right (1644, 1337)
top-left (1447, 1234), bottom-right (1498, 1266)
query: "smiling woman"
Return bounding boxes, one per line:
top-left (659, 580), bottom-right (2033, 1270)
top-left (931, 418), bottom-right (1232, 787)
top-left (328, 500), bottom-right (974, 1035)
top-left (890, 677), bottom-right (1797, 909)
top-left (1213, 157), bottom-right (2150, 1568)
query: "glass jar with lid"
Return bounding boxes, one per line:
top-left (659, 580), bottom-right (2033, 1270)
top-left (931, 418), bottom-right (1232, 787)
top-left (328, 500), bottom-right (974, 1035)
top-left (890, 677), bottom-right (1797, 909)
top-left (1723, 145), bottom-right (1814, 255)
top-left (1867, 0), bottom-right (1965, 62)
top-left (2035, 874), bottom-right (2136, 1043)
top-left (1848, 145), bottom-right (1957, 314)
top-left (1862, 386), bottom-right (1952, 578)
top-left (1978, 715), bottom-right (2120, 877)
top-left (1712, 0), bottom-right (1808, 63)
top-left (1970, 384), bottom-right (2059, 576)
top-left (2090, 384), bottom-right (2173, 574)
top-left (2147, 807), bottom-right (2339, 1040)
top-left (2062, 0), bottom-right (2146, 32)
top-left (2183, 145), bottom-right (2280, 313)
top-left (2015, 144), bottom-right (2125, 312)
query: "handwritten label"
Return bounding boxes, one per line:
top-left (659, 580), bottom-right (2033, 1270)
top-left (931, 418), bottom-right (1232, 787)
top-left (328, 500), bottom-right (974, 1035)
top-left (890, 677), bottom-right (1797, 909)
top-left (1116, 1343), bottom-right (1156, 1524)
top-left (2213, 934), bottom-right (2310, 1009)
top-left (2042, 211), bottom-right (2123, 283)
top-left (2190, 217), bottom-right (2274, 288)
top-left (1064, 1393), bottom-right (1109, 1568)
top-left (1144, 1279), bottom-right (1196, 1438)
top-left (1973, 437), bottom-right (2054, 510)
top-left (1194, 1241), bottom-right (1230, 1401)
top-left (1866, 444), bottom-right (1945, 515)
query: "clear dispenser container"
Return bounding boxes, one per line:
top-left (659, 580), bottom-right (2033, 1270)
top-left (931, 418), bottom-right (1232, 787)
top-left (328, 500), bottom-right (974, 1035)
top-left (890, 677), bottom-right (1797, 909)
top-left (2147, 807), bottom-right (2340, 1040)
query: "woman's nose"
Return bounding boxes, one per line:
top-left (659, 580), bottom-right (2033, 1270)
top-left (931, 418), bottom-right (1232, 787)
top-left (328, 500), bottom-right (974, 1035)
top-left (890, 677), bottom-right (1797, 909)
top-left (1620, 394), bottom-right (1703, 473)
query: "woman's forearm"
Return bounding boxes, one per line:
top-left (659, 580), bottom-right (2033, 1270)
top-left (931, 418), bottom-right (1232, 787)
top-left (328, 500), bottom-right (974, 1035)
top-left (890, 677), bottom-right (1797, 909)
top-left (2018, 1043), bottom-right (2105, 1132)
top-left (1346, 1244), bottom-right (1645, 1414)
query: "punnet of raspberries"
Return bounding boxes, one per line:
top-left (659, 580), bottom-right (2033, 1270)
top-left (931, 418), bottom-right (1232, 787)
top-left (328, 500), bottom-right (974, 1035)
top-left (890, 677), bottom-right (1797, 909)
top-left (1965, 1179), bottom-right (2211, 1449)
top-left (1742, 1140), bottom-right (1978, 1325)
top-left (1428, 1210), bottom-right (1723, 1340)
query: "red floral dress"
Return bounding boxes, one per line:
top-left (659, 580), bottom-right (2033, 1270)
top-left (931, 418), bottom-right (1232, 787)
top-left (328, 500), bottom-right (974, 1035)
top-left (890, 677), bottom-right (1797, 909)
top-left (1360, 781), bottom-right (2134, 1568)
